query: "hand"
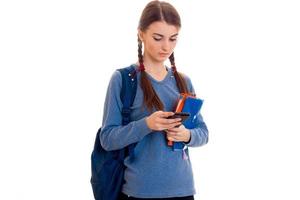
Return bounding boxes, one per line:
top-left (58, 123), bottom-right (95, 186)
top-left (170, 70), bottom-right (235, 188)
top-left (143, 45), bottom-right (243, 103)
top-left (166, 125), bottom-right (191, 143)
top-left (146, 111), bottom-right (182, 131)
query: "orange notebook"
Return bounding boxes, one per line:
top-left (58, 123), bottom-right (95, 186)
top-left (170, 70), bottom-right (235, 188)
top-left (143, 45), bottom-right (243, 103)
top-left (168, 93), bottom-right (204, 149)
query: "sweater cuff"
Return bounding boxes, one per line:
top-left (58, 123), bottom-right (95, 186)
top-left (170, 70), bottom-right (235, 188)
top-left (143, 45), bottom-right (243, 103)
top-left (135, 117), bottom-right (153, 140)
top-left (185, 129), bottom-right (196, 146)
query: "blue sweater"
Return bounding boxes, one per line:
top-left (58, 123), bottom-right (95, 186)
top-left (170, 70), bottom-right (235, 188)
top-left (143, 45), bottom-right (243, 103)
top-left (100, 64), bottom-right (208, 198)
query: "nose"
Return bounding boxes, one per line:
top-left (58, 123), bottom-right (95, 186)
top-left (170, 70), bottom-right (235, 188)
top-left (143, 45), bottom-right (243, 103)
top-left (161, 39), bottom-right (170, 52)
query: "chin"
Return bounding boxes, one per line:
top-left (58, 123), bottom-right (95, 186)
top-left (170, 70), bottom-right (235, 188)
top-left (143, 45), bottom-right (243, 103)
top-left (156, 57), bottom-right (168, 63)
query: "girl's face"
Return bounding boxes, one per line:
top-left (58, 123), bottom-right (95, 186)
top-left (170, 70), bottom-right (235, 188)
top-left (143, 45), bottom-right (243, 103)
top-left (139, 21), bottom-right (180, 64)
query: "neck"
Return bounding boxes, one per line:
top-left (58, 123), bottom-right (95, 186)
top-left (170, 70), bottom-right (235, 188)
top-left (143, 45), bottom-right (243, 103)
top-left (141, 54), bottom-right (166, 74)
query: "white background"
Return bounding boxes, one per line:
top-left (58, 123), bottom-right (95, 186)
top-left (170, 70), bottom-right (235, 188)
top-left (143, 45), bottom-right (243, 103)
top-left (0, 0), bottom-right (299, 199)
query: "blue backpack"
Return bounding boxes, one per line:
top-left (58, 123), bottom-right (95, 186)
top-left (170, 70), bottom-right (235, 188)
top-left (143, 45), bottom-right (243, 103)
top-left (90, 65), bottom-right (137, 200)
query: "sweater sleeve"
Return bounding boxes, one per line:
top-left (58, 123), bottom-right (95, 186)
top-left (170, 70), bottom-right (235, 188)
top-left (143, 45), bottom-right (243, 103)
top-left (99, 70), bottom-right (152, 151)
top-left (185, 113), bottom-right (209, 147)
top-left (184, 75), bottom-right (209, 147)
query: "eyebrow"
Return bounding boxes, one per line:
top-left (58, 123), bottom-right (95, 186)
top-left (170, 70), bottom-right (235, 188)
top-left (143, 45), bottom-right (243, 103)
top-left (153, 33), bottom-right (178, 37)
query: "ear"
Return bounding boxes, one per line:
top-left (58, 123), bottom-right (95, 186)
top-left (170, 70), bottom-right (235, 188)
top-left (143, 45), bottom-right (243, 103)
top-left (138, 29), bottom-right (144, 42)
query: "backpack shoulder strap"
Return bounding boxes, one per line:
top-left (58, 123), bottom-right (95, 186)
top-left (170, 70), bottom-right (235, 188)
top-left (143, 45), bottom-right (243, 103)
top-left (117, 65), bottom-right (137, 125)
top-left (117, 64), bottom-right (138, 158)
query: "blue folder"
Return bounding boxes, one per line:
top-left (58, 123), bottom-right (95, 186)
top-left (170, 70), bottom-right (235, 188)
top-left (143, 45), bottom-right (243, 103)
top-left (173, 96), bottom-right (204, 151)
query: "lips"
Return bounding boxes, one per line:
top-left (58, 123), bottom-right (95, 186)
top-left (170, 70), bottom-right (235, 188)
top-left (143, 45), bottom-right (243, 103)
top-left (159, 53), bottom-right (169, 57)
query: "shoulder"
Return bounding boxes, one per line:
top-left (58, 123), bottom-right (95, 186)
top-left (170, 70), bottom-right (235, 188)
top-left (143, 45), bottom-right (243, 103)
top-left (108, 64), bottom-right (138, 88)
top-left (117, 64), bottom-right (138, 74)
top-left (165, 65), bottom-right (192, 84)
top-left (177, 71), bottom-right (195, 94)
top-left (109, 70), bottom-right (122, 88)
top-left (179, 71), bottom-right (193, 86)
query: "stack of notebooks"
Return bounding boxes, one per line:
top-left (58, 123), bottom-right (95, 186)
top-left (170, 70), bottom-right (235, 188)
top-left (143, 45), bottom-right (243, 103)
top-left (168, 93), bottom-right (204, 151)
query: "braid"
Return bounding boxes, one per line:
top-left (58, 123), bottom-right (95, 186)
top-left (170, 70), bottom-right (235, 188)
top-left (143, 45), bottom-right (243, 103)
top-left (138, 38), bottom-right (145, 71)
top-left (137, 36), bottom-right (163, 111)
top-left (169, 52), bottom-right (177, 72)
top-left (169, 52), bottom-right (189, 94)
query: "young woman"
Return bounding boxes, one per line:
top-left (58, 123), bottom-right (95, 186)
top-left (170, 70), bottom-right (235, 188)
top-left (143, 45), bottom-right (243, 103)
top-left (100, 1), bottom-right (208, 199)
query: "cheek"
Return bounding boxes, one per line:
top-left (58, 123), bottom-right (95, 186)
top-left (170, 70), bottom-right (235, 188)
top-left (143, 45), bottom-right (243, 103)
top-left (170, 42), bottom-right (177, 50)
top-left (146, 42), bottom-right (159, 53)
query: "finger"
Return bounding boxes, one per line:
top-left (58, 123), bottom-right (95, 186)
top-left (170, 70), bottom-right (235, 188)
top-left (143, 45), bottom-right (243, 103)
top-left (166, 130), bottom-right (176, 135)
top-left (169, 126), bottom-right (182, 132)
top-left (169, 134), bottom-right (183, 141)
top-left (159, 120), bottom-right (181, 131)
top-left (170, 125), bottom-right (185, 131)
top-left (168, 127), bottom-right (178, 131)
top-left (167, 133), bottom-right (177, 138)
top-left (160, 118), bottom-right (181, 125)
top-left (167, 131), bottom-right (182, 138)
top-left (167, 136), bottom-right (175, 141)
top-left (160, 111), bottom-right (174, 118)
top-left (167, 129), bottom-right (183, 136)
top-left (178, 124), bottom-right (185, 129)
top-left (167, 135), bottom-right (182, 141)
top-left (166, 122), bottom-right (182, 129)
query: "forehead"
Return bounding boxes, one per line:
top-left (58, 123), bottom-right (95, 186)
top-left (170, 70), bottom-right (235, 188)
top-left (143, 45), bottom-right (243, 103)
top-left (145, 21), bottom-right (180, 36)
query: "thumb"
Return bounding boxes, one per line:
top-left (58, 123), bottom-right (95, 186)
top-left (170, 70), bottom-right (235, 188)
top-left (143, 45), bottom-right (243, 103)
top-left (160, 111), bottom-right (174, 118)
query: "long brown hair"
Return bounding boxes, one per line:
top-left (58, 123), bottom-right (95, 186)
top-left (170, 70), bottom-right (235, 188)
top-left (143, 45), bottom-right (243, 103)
top-left (138, 0), bottom-right (189, 112)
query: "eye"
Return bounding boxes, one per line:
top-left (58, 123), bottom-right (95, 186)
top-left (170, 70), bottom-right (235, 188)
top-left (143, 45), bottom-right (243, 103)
top-left (153, 37), bottom-right (162, 41)
top-left (170, 38), bottom-right (177, 42)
